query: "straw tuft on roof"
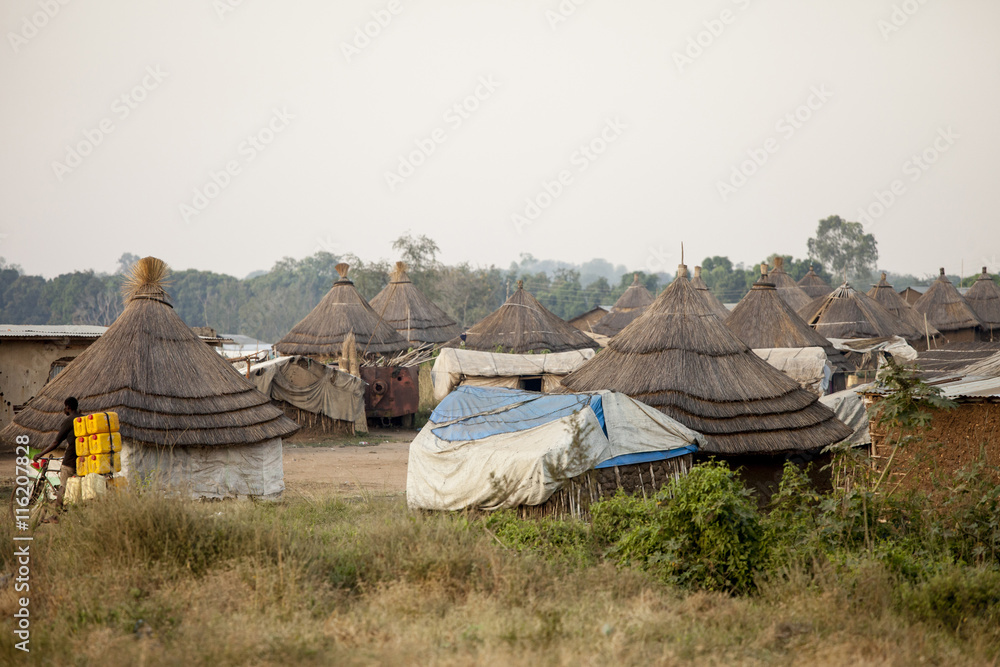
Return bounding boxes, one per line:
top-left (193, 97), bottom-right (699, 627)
top-left (369, 262), bottom-right (461, 345)
top-left (912, 268), bottom-right (983, 334)
top-left (727, 266), bottom-right (838, 351)
top-left (769, 257), bottom-right (814, 312)
top-left (444, 281), bottom-right (600, 354)
top-left (592, 274), bottom-right (654, 335)
top-left (562, 264), bottom-right (851, 455)
top-left (867, 273), bottom-right (941, 341)
top-left (691, 266), bottom-right (730, 320)
top-left (274, 264), bottom-right (411, 358)
top-left (800, 281), bottom-right (924, 341)
top-left (964, 267), bottom-right (1000, 334)
top-left (797, 265), bottom-right (833, 299)
top-left (1, 257), bottom-right (298, 449)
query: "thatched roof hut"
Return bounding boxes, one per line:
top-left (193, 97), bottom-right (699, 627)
top-left (369, 262), bottom-right (461, 345)
top-left (799, 281), bottom-right (924, 342)
top-left (727, 266), bottom-right (839, 351)
top-left (562, 264), bottom-right (851, 455)
top-left (1, 258), bottom-right (299, 497)
top-left (274, 263), bottom-right (411, 359)
top-left (691, 266), bottom-right (730, 321)
top-left (592, 274), bottom-right (654, 335)
top-left (964, 268), bottom-right (1000, 337)
top-left (797, 265), bottom-right (833, 299)
top-left (769, 257), bottom-right (814, 312)
top-left (445, 281), bottom-right (600, 354)
top-left (912, 268), bottom-right (983, 341)
top-left (867, 273), bottom-right (941, 342)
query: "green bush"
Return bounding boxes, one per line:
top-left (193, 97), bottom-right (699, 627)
top-left (484, 510), bottom-right (594, 565)
top-left (590, 488), bottom-right (656, 547)
top-left (900, 566), bottom-right (1000, 631)
top-left (612, 461), bottom-right (765, 594)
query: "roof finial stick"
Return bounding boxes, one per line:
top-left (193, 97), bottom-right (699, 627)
top-left (681, 242), bottom-right (684, 265)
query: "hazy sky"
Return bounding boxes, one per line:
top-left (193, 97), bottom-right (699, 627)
top-left (2, 1), bottom-right (998, 280)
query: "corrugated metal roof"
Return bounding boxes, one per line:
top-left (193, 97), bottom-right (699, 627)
top-left (0, 324), bottom-right (107, 338)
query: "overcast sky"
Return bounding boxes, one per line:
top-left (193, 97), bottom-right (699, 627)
top-left (2, 1), bottom-right (998, 280)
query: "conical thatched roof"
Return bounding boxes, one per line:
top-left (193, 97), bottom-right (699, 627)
top-left (274, 263), bottom-right (411, 358)
top-left (800, 281), bottom-right (924, 341)
top-left (562, 265), bottom-right (851, 455)
top-left (369, 262), bottom-right (461, 345)
top-left (1, 257), bottom-right (299, 450)
top-left (727, 266), bottom-right (837, 351)
top-left (964, 267), bottom-right (1000, 331)
top-left (592, 274), bottom-right (654, 336)
top-left (691, 266), bottom-right (730, 320)
top-left (867, 273), bottom-right (941, 340)
top-left (912, 268), bottom-right (983, 334)
top-left (769, 257), bottom-right (814, 312)
top-left (797, 265), bottom-right (833, 299)
top-left (444, 281), bottom-right (600, 354)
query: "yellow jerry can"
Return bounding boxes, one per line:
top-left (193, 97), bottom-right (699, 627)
top-left (89, 432), bottom-right (120, 454)
top-left (85, 412), bottom-right (119, 435)
top-left (76, 436), bottom-right (89, 457)
top-left (73, 416), bottom-right (89, 438)
top-left (76, 455), bottom-right (89, 477)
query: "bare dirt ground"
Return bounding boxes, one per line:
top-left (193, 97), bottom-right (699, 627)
top-left (0, 427), bottom-right (416, 500)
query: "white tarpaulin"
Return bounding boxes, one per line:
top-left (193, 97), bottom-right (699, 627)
top-left (121, 438), bottom-right (284, 499)
top-left (819, 384), bottom-right (875, 447)
top-left (753, 347), bottom-right (831, 394)
top-left (249, 355), bottom-right (367, 433)
top-left (828, 336), bottom-right (918, 362)
top-left (430, 348), bottom-right (595, 401)
top-left (407, 386), bottom-right (703, 511)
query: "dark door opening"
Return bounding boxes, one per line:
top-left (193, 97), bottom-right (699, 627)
top-left (520, 377), bottom-right (543, 392)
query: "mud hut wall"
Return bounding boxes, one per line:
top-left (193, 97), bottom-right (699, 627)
top-left (0, 339), bottom-right (95, 429)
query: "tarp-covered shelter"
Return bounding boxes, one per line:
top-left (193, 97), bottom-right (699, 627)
top-left (800, 282), bottom-right (924, 344)
top-left (0, 258), bottom-right (299, 499)
top-left (274, 263), bottom-right (411, 360)
top-left (592, 274), bottom-right (654, 336)
top-left (562, 264), bottom-right (851, 456)
top-left (249, 355), bottom-right (367, 434)
top-left (406, 386), bottom-right (703, 511)
top-left (867, 273), bottom-right (941, 347)
top-left (369, 262), bottom-right (461, 345)
top-left (444, 281), bottom-right (600, 354)
top-left (768, 257), bottom-right (814, 313)
top-left (691, 266), bottom-right (730, 321)
top-left (430, 347), bottom-right (595, 401)
top-left (964, 268), bottom-right (1000, 340)
top-left (797, 265), bottom-right (833, 299)
top-left (912, 268), bottom-right (983, 343)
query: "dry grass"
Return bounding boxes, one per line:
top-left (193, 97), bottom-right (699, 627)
top-left (1, 489), bottom-right (997, 666)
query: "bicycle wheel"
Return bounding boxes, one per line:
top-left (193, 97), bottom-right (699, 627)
top-left (9, 477), bottom-right (44, 525)
top-left (26, 480), bottom-right (58, 528)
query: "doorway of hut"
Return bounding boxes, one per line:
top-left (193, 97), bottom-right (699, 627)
top-left (518, 376), bottom-right (543, 392)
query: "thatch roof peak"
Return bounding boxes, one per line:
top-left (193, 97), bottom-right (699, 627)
top-left (690, 265), bottom-right (729, 321)
top-left (389, 261), bottom-right (411, 283)
top-left (123, 256), bottom-right (172, 305)
top-left (727, 272), bottom-right (834, 351)
top-left (2, 271), bottom-right (298, 450)
top-left (444, 283), bottom-right (599, 354)
top-left (369, 263), bottom-right (460, 345)
top-left (912, 268), bottom-right (983, 333)
top-left (964, 267), bottom-right (1000, 330)
top-left (592, 271), bottom-right (655, 336)
top-left (797, 264), bottom-right (833, 299)
top-left (563, 270), bottom-right (851, 455)
top-left (335, 262), bottom-right (350, 281)
top-left (768, 258), bottom-right (814, 311)
top-left (802, 282), bottom-right (924, 341)
top-left (867, 274), bottom-right (942, 341)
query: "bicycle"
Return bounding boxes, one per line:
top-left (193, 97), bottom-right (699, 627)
top-left (10, 456), bottom-right (62, 528)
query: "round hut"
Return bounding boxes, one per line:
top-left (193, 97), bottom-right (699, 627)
top-left (592, 274), bottom-right (654, 336)
top-left (799, 281), bottom-right (924, 343)
top-left (963, 268), bottom-right (1000, 341)
top-left (562, 264), bottom-right (851, 462)
top-left (797, 265), bottom-right (833, 299)
top-left (867, 273), bottom-right (941, 348)
top-left (274, 263), bottom-right (411, 360)
top-left (445, 281), bottom-right (600, 354)
top-left (369, 262), bottom-right (461, 346)
top-left (912, 268), bottom-right (983, 343)
top-left (691, 266), bottom-right (730, 320)
top-left (725, 265), bottom-right (849, 393)
top-left (0, 258), bottom-right (299, 498)
top-left (768, 257), bottom-right (814, 313)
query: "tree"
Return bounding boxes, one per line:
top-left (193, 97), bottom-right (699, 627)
top-left (116, 252), bottom-right (141, 275)
top-left (806, 216), bottom-right (878, 283)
